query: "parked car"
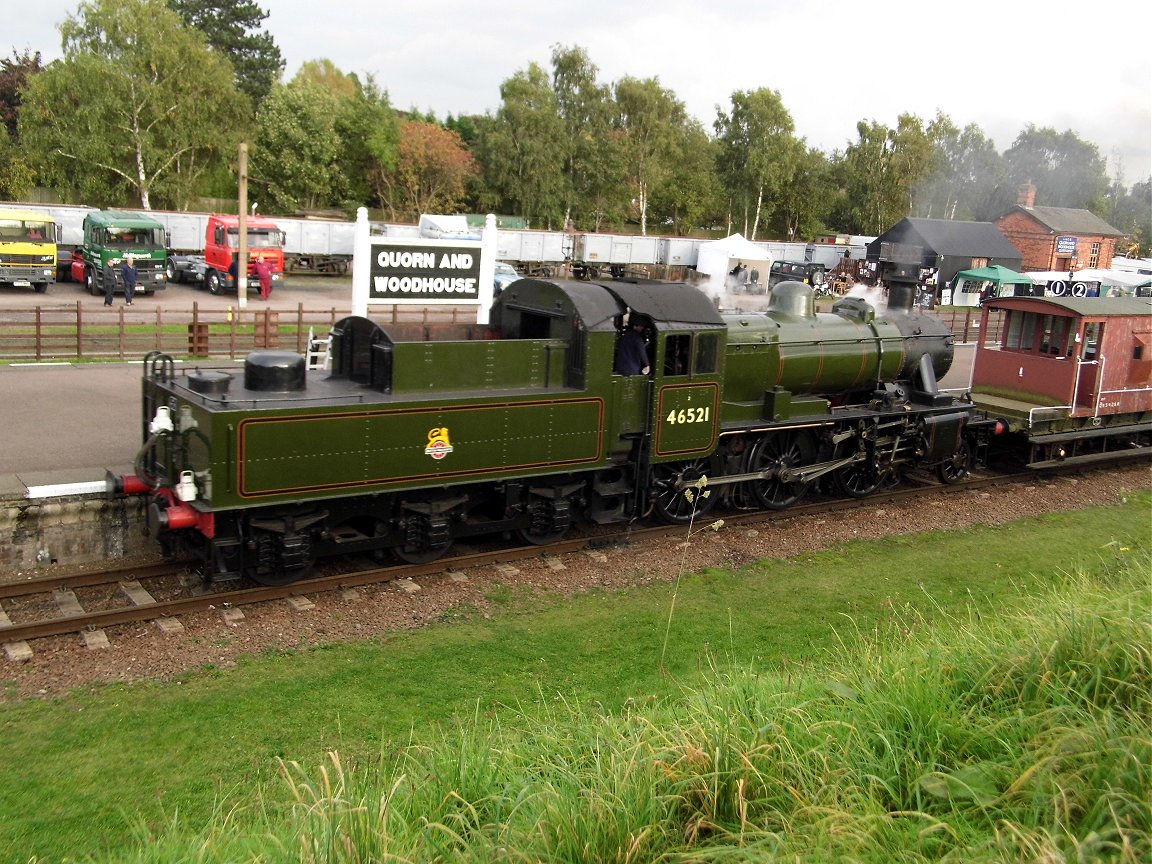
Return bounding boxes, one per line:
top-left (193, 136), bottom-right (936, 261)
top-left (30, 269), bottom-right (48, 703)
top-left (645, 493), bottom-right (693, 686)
top-left (768, 260), bottom-right (828, 290)
top-left (494, 261), bottom-right (522, 294)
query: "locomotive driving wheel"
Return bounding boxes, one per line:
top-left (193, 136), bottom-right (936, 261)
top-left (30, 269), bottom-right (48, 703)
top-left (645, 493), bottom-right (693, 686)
top-left (936, 441), bottom-right (971, 484)
top-left (650, 456), bottom-right (722, 524)
top-left (833, 459), bottom-right (885, 498)
top-left (832, 423), bottom-right (892, 499)
top-left (747, 430), bottom-right (816, 509)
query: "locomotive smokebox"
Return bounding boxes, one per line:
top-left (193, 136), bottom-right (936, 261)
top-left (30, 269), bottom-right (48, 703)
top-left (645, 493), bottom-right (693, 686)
top-left (245, 350), bottom-right (306, 392)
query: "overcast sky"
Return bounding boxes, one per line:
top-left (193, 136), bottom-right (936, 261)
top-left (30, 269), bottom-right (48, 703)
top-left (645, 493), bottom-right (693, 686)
top-left (11, 0), bottom-right (1152, 188)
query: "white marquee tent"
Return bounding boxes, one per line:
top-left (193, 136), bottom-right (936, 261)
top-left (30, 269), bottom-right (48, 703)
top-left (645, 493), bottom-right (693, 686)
top-left (695, 233), bottom-right (773, 283)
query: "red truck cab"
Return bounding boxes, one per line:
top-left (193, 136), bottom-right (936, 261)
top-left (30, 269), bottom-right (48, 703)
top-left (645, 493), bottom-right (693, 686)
top-left (205, 214), bottom-right (286, 293)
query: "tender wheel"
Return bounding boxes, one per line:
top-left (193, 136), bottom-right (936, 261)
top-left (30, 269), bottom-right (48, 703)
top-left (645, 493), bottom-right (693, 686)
top-left (651, 456), bottom-right (721, 524)
top-left (516, 495), bottom-right (573, 545)
top-left (748, 430), bottom-right (815, 509)
top-left (936, 441), bottom-right (971, 484)
top-left (206, 269), bottom-right (223, 295)
top-left (516, 526), bottom-right (568, 546)
top-left (247, 561), bottom-right (313, 587)
top-left (244, 528), bottom-right (315, 586)
top-left (393, 541), bottom-right (451, 564)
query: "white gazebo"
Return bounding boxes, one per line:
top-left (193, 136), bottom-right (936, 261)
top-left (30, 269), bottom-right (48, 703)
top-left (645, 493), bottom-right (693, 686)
top-left (695, 233), bottom-right (773, 288)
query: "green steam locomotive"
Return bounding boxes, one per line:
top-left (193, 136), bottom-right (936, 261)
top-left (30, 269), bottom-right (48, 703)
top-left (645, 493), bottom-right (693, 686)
top-left (111, 278), bottom-right (975, 585)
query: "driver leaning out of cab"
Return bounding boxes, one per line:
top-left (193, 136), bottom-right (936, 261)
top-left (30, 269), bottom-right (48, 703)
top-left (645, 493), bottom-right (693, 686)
top-left (614, 312), bottom-right (650, 376)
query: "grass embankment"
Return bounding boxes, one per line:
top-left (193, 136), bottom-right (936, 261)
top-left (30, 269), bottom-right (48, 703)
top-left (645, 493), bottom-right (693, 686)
top-left (1, 494), bottom-right (1149, 862)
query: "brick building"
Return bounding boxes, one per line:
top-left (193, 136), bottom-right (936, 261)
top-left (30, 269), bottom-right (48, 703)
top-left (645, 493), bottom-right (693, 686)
top-left (994, 183), bottom-right (1124, 272)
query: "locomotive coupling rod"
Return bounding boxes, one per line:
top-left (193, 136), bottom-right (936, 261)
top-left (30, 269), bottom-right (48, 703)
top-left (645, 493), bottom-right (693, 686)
top-left (673, 455), bottom-right (859, 490)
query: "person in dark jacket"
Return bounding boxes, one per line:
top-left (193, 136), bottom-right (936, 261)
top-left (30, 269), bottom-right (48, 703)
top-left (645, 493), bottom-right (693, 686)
top-left (614, 316), bottom-right (650, 376)
top-left (103, 262), bottom-right (116, 307)
top-left (121, 256), bottom-right (137, 306)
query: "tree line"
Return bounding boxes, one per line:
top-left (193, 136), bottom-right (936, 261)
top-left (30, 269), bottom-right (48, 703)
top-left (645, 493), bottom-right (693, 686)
top-left (1, 0), bottom-right (1148, 255)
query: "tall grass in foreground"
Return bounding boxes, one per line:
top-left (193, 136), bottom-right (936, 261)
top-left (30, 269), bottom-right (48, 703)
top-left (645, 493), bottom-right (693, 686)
top-left (107, 544), bottom-right (1151, 863)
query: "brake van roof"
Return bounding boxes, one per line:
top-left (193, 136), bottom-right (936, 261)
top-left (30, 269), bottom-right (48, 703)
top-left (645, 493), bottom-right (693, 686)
top-left (985, 295), bottom-right (1152, 317)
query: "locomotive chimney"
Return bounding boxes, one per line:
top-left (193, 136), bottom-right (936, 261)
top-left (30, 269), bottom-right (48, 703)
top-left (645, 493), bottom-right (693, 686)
top-left (887, 283), bottom-right (916, 312)
top-left (1017, 181), bottom-right (1036, 208)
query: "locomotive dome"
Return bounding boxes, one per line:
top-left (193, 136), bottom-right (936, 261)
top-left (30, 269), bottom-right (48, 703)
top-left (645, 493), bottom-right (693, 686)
top-left (766, 280), bottom-right (816, 318)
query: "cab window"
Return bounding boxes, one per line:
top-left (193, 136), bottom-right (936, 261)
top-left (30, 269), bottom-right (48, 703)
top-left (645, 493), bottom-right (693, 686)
top-left (662, 332), bottom-right (721, 376)
top-left (663, 334), bottom-right (690, 376)
top-left (694, 332), bottom-right (721, 373)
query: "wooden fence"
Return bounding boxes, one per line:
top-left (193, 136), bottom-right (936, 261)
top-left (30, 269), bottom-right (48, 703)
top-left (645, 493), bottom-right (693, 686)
top-left (931, 307), bottom-right (999, 344)
top-left (0, 302), bottom-right (478, 362)
top-left (0, 302), bottom-right (998, 363)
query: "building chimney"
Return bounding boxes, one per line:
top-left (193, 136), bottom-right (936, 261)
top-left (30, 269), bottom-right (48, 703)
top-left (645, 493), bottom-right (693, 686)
top-left (1017, 181), bottom-right (1036, 208)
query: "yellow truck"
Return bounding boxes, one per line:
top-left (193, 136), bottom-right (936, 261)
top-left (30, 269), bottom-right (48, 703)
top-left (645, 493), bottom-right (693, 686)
top-left (0, 208), bottom-right (59, 293)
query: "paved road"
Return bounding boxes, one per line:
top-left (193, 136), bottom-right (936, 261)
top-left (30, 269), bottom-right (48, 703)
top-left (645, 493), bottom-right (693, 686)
top-left (1, 275), bottom-right (364, 492)
top-left (0, 272), bottom-right (357, 314)
top-left (0, 361), bottom-right (170, 484)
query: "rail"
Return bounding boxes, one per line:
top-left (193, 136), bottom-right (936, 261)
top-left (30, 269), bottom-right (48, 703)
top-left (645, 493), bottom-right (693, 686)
top-left (0, 468), bottom-right (1044, 647)
top-left (0, 302), bottom-right (477, 362)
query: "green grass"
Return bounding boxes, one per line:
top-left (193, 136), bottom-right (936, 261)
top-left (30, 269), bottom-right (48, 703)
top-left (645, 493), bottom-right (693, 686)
top-left (0, 493), bottom-right (1148, 862)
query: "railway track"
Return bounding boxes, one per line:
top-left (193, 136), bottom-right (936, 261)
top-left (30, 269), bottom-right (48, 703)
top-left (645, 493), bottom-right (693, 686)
top-left (0, 467), bottom-right (1056, 656)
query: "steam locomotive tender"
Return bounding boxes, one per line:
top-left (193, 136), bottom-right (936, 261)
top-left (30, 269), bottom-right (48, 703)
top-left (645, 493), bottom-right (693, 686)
top-left (111, 279), bottom-right (978, 585)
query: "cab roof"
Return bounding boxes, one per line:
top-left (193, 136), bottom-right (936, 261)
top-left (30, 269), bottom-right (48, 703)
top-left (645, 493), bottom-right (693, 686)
top-left (86, 209), bottom-right (164, 228)
top-left (492, 278), bottom-right (725, 333)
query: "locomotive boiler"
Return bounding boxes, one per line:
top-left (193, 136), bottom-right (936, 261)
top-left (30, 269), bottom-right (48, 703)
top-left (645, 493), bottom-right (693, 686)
top-left (110, 278), bottom-right (975, 585)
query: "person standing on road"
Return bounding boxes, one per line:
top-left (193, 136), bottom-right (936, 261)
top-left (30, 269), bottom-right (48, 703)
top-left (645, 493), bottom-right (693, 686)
top-left (254, 255), bottom-right (273, 300)
top-left (121, 256), bottom-right (137, 306)
top-left (103, 261), bottom-right (116, 307)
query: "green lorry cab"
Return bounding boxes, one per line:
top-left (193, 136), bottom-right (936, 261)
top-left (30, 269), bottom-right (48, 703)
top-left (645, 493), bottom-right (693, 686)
top-left (71, 210), bottom-right (168, 297)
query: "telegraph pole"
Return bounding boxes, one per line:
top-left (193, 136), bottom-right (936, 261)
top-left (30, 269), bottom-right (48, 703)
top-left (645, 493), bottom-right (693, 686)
top-left (237, 143), bottom-right (249, 309)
